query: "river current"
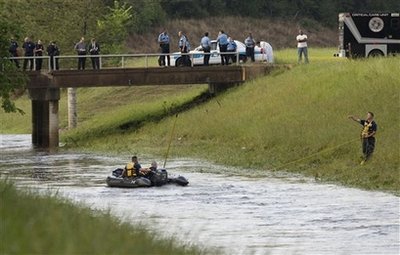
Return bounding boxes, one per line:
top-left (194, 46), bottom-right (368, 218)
top-left (1, 135), bottom-right (399, 255)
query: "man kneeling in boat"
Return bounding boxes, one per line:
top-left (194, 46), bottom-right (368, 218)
top-left (121, 156), bottom-right (151, 178)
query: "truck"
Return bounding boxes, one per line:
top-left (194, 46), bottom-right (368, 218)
top-left (337, 12), bottom-right (400, 58)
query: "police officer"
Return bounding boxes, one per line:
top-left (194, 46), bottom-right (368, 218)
top-left (227, 37), bottom-right (237, 64)
top-left (22, 37), bottom-right (36, 71)
top-left (178, 31), bottom-right (190, 66)
top-left (74, 37), bottom-right (87, 70)
top-left (245, 33), bottom-right (256, 62)
top-left (88, 38), bottom-right (100, 70)
top-left (216, 30), bottom-right (229, 65)
top-left (47, 41), bottom-right (60, 70)
top-left (9, 38), bottom-right (20, 68)
top-left (200, 32), bottom-right (211, 66)
top-left (158, 29), bottom-right (170, 66)
top-left (34, 39), bottom-right (44, 71)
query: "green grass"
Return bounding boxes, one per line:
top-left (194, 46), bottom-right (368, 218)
top-left (0, 180), bottom-right (206, 255)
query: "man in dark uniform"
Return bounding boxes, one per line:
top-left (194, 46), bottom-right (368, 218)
top-left (74, 37), bottom-right (87, 70)
top-left (158, 29), bottom-right (170, 66)
top-left (22, 37), bottom-right (36, 71)
top-left (349, 112), bottom-right (378, 164)
top-left (47, 41), bottom-right (60, 70)
top-left (34, 39), bottom-right (44, 71)
top-left (9, 38), bottom-right (20, 68)
top-left (88, 38), bottom-right (100, 69)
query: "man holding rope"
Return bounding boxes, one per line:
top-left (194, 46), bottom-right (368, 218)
top-left (348, 112), bottom-right (377, 165)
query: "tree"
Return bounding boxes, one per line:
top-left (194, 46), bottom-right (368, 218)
top-left (97, 1), bottom-right (133, 53)
top-left (0, 15), bottom-right (26, 114)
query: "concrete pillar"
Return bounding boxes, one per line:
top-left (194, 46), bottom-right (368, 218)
top-left (208, 82), bottom-right (238, 95)
top-left (68, 88), bottom-right (77, 129)
top-left (29, 88), bottom-right (60, 148)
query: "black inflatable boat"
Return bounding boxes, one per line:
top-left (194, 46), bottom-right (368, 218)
top-left (106, 168), bottom-right (189, 188)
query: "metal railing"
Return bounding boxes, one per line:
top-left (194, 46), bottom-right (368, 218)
top-left (6, 51), bottom-right (242, 71)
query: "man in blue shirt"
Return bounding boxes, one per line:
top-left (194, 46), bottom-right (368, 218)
top-left (244, 33), bottom-right (256, 62)
top-left (158, 29), bottom-right (170, 66)
top-left (227, 37), bottom-right (237, 64)
top-left (201, 32), bottom-right (211, 66)
top-left (217, 30), bottom-right (229, 65)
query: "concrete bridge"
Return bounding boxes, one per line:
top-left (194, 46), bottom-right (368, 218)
top-left (26, 65), bottom-right (273, 148)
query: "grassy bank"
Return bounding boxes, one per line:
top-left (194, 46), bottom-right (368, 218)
top-left (0, 181), bottom-right (205, 255)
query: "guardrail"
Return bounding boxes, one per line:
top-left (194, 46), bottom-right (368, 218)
top-left (6, 52), bottom-right (242, 71)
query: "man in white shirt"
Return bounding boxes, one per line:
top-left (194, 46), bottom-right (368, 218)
top-left (296, 30), bottom-right (309, 64)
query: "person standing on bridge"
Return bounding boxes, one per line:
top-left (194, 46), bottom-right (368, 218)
top-left (34, 39), bottom-right (44, 71)
top-left (47, 41), bottom-right (60, 70)
top-left (217, 30), bottom-right (229, 65)
top-left (178, 31), bottom-right (190, 66)
top-left (348, 112), bottom-right (377, 165)
top-left (74, 37), bottom-right (87, 70)
top-left (158, 29), bottom-right (170, 67)
top-left (88, 38), bottom-right (100, 70)
top-left (200, 32), bottom-right (211, 66)
top-left (244, 33), bottom-right (256, 63)
top-left (227, 37), bottom-right (237, 64)
top-left (9, 38), bottom-right (20, 68)
top-left (22, 37), bottom-right (35, 71)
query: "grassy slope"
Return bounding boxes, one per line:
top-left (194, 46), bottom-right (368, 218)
top-left (0, 181), bottom-right (205, 255)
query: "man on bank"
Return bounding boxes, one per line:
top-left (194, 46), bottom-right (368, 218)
top-left (296, 29), bottom-right (309, 64)
top-left (348, 112), bottom-right (377, 164)
top-left (158, 29), bottom-right (170, 66)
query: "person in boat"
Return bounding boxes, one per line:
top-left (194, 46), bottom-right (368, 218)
top-left (121, 156), bottom-right (151, 178)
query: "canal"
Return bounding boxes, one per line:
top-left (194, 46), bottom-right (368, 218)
top-left (1, 134), bottom-right (399, 255)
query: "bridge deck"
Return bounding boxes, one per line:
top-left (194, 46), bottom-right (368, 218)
top-left (27, 65), bottom-right (272, 88)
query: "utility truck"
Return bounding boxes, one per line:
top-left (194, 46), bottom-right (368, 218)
top-left (336, 12), bottom-right (400, 58)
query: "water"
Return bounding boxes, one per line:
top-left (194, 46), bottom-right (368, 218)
top-left (1, 134), bottom-right (399, 255)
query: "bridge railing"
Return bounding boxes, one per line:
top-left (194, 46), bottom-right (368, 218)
top-left (6, 51), bottom-right (242, 71)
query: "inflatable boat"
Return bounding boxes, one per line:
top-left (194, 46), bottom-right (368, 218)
top-left (106, 168), bottom-right (189, 188)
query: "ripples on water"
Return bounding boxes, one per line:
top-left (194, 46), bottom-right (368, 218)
top-left (1, 135), bottom-right (399, 255)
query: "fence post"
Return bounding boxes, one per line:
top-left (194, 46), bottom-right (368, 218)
top-left (99, 56), bottom-right (102, 69)
top-left (122, 56), bottom-right (125, 68)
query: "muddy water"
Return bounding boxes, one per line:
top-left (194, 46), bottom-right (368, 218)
top-left (1, 135), bottom-right (399, 255)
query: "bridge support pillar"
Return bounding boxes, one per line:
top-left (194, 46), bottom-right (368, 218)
top-left (208, 82), bottom-right (239, 95)
top-left (29, 88), bottom-right (60, 148)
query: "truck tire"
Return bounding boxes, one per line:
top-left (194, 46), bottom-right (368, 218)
top-left (368, 49), bottom-right (384, 57)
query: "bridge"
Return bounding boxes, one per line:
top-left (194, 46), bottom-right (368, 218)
top-left (21, 54), bottom-right (274, 148)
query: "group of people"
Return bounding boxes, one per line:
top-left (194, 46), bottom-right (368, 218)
top-left (157, 29), bottom-right (260, 66)
top-left (120, 156), bottom-right (158, 179)
top-left (74, 37), bottom-right (101, 70)
top-left (8, 36), bottom-right (101, 71)
top-left (9, 37), bottom-right (60, 70)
